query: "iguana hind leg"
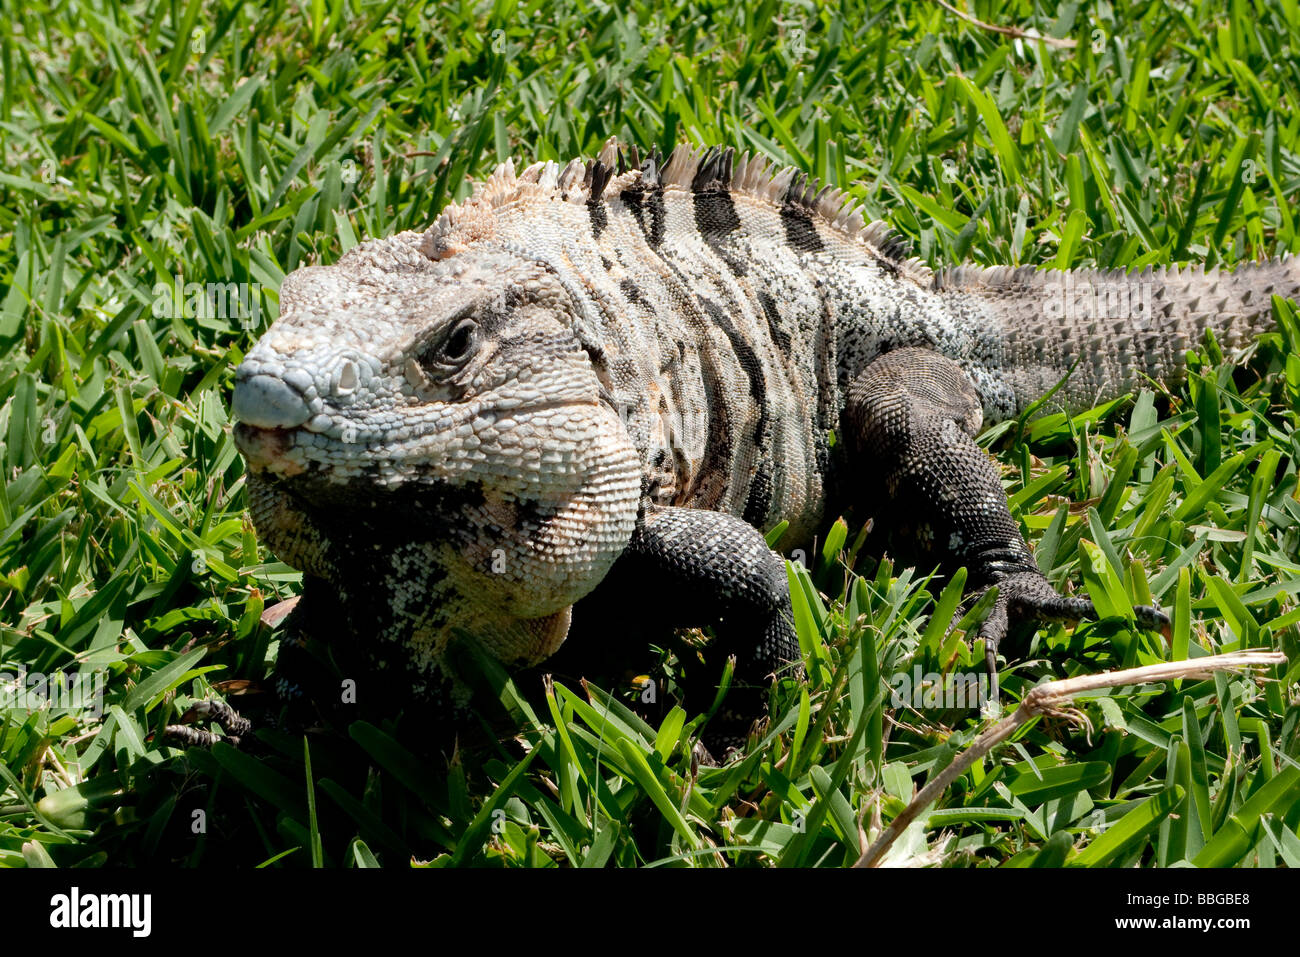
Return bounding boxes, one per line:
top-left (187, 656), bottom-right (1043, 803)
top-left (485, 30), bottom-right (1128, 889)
top-left (846, 347), bottom-right (1167, 676)
top-left (591, 505), bottom-right (799, 756)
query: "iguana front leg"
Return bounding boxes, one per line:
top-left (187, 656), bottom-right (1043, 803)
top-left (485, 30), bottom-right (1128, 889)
top-left (846, 347), bottom-right (1167, 677)
top-left (594, 505), bottom-right (799, 755)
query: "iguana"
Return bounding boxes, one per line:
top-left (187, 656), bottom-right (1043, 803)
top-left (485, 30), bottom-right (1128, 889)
top-left (208, 138), bottom-right (1297, 751)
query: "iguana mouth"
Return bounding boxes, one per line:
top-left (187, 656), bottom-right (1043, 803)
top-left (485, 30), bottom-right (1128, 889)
top-left (233, 422), bottom-right (306, 476)
top-left (235, 394), bottom-right (608, 485)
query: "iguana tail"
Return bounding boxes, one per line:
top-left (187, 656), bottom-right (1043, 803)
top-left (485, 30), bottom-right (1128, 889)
top-left (936, 258), bottom-right (1300, 422)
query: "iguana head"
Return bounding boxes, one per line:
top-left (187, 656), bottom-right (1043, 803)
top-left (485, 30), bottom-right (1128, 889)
top-left (232, 232), bottom-right (641, 670)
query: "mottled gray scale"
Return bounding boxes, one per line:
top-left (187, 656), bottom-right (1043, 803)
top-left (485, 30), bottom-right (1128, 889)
top-left (650, 187), bottom-right (803, 528)
top-left (926, 260), bottom-right (1300, 422)
top-left (743, 464), bottom-right (774, 527)
top-left (692, 190), bottom-right (748, 277)
top-left (768, 220), bottom-right (961, 430)
top-left (715, 199), bottom-right (841, 539)
top-left (694, 346), bottom-right (737, 510)
top-left (781, 206), bottom-right (824, 253)
top-left (623, 186), bottom-right (667, 247)
top-left (649, 214), bottom-right (759, 515)
top-left (623, 278), bottom-right (656, 315)
top-left (588, 202), bottom-right (608, 238)
top-left (757, 290), bottom-right (793, 355)
top-left (696, 296), bottom-right (769, 445)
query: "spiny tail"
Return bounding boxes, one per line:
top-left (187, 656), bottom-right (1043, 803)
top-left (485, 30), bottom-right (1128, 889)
top-left (937, 258), bottom-right (1300, 421)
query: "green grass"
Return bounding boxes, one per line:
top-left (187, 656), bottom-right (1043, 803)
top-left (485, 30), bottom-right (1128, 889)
top-left (2, 0), bottom-right (1299, 867)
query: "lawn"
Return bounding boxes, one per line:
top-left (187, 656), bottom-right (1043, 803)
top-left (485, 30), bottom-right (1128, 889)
top-left (1, 0), bottom-right (1299, 867)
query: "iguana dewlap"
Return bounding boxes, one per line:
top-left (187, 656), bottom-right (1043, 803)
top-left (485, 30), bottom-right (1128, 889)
top-left (231, 139), bottom-right (1298, 728)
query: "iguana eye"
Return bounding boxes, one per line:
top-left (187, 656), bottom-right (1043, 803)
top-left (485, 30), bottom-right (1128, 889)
top-left (418, 316), bottom-right (479, 375)
top-left (440, 318), bottom-right (477, 363)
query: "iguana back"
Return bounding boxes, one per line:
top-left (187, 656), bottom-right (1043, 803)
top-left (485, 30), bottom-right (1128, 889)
top-left (416, 140), bottom-right (1298, 543)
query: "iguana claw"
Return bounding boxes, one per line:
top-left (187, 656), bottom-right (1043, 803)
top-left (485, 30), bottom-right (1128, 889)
top-left (163, 699), bottom-right (252, 749)
top-left (976, 570), bottom-right (1170, 685)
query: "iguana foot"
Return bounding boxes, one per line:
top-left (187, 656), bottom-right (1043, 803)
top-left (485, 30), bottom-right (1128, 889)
top-left (691, 733), bottom-right (747, 769)
top-left (163, 699), bottom-right (252, 749)
top-left (975, 570), bottom-right (1170, 680)
top-left (691, 740), bottom-right (719, 769)
top-left (847, 348), bottom-right (1171, 693)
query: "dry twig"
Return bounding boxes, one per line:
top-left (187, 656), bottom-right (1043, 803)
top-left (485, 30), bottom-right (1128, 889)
top-left (932, 0), bottom-right (1078, 49)
top-left (853, 650), bottom-right (1284, 867)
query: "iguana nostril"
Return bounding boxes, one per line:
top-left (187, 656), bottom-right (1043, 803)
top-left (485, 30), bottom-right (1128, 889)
top-left (232, 373), bottom-right (312, 429)
top-left (335, 360), bottom-right (359, 396)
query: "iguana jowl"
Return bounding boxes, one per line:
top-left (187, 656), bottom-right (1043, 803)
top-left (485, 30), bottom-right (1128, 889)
top-left (229, 139), bottom-right (1298, 742)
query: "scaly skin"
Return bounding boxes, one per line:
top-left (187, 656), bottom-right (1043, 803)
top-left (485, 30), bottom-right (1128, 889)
top-left (223, 138), bottom-right (1298, 741)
